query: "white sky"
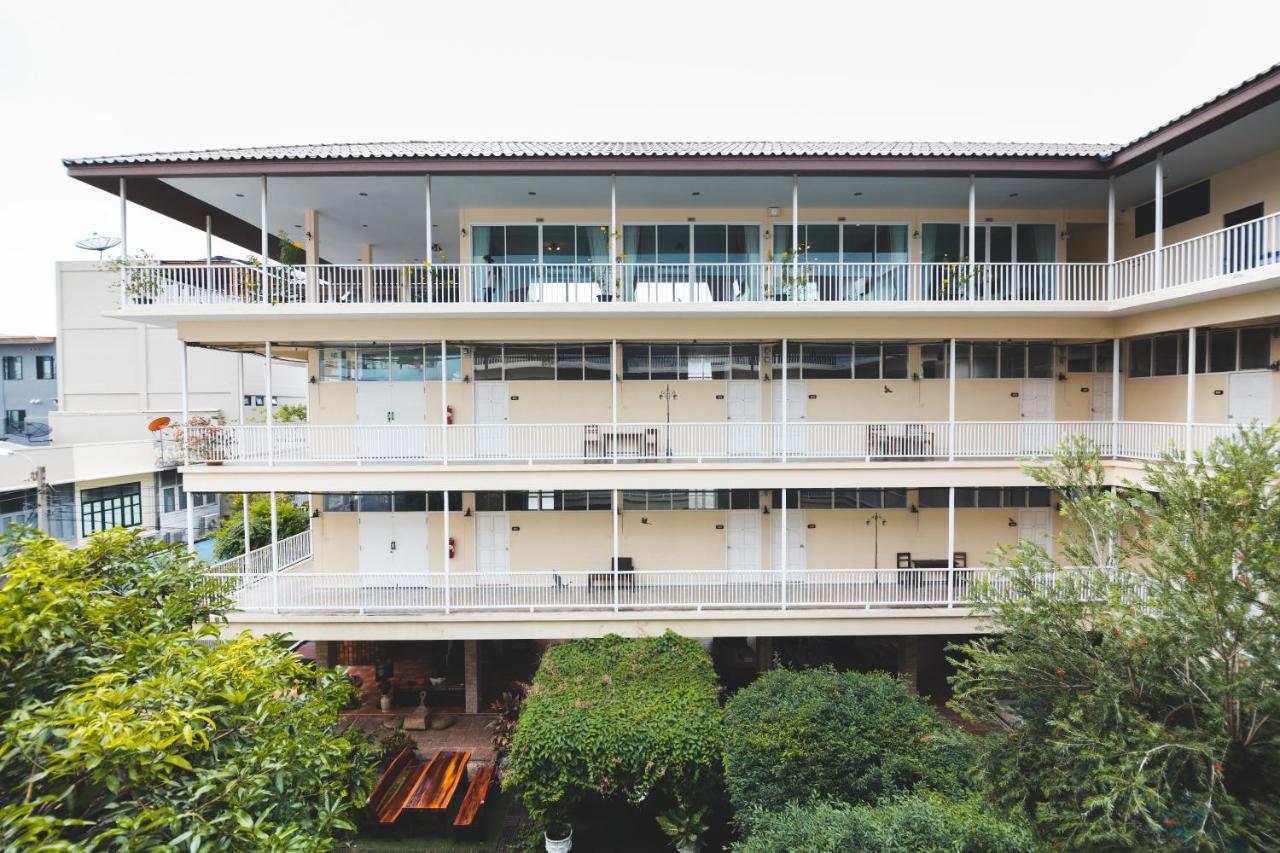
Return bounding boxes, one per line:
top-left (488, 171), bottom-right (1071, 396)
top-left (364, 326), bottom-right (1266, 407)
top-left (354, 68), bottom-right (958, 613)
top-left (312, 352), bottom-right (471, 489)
top-left (1, 0), bottom-right (1277, 334)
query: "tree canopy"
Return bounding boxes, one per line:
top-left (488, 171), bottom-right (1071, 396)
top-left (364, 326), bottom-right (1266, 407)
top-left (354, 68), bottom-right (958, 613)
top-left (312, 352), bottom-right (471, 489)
top-left (211, 493), bottom-right (310, 560)
top-left (950, 429), bottom-right (1280, 850)
top-left (0, 528), bottom-right (372, 850)
top-left (502, 632), bottom-right (723, 831)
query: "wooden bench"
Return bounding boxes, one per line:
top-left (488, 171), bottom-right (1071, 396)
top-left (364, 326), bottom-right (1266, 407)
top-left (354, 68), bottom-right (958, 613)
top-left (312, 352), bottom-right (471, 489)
top-left (367, 745), bottom-right (427, 825)
top-left (453, 765), bottom-right (495, 828)
top-left (405, 749), bottom-right (471, 812)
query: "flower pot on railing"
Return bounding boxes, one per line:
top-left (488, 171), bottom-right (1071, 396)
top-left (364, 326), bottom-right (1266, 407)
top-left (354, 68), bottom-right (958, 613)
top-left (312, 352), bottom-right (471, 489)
top-left (172, 415), bottom-right (228, 464)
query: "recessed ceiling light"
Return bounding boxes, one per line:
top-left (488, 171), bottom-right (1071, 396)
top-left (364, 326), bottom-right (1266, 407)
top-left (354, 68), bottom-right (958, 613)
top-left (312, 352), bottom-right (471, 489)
top-left (359, 192), bottom-right (368, 197)
top-left (362, 224), bottom-right (369, 228)
top-left (528, 191), bottom-right (537, 196)
top-left (235, 193), bottom-right (244, 198)
top-left (1009, 192), bottom-right (1019, 198)
top-left (691, 191), bottom-right (701, 196)
top-left (853, 191), bottom-right (863, 197)
top-left (294, 224), bottom-right (302, 228)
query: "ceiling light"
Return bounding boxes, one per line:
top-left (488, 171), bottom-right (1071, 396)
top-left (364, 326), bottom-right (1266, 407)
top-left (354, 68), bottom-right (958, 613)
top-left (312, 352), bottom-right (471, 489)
top-left (235, 193), bottom-right (245, 198)
top-left (528, 191), bottom-right (537, 196)
top-left (853, 191), bottom-right (863, 197)
top-left (691, 191), bottom-right (701, 196)
top-left (1009, 192), bottom-right (1019, 198)
top-left (362, 224), bottom-right (369, 228)
top-left (359, 192), bottom-right (368, 197)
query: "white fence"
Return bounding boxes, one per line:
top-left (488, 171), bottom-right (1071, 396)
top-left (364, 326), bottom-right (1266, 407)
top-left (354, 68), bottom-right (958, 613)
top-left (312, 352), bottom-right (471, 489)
top-left (207, 566), bottom-right (1137, 615)
top-left (207, 529), bottom-right (312, 574)
top-left (165, 421), bottom-right (1243, 466)
top-left (118, 212), bottom-right (1280, 309)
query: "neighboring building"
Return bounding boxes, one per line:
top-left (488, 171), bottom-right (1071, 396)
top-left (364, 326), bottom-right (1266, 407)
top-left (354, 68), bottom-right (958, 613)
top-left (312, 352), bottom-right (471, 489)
top-left (58, 64), bottom-right (1280, 707)
top-left (0, 272), bottom-right (306, 545)
top-left (0, 336), bottom-right (57, 444)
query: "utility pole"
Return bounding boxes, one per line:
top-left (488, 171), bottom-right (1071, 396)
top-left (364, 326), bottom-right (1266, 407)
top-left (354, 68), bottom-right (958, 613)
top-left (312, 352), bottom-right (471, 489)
top-left (33, 465), bottom-right (48, 533)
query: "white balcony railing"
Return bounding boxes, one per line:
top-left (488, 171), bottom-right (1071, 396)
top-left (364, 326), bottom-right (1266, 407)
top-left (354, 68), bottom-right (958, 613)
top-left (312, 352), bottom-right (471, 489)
top-left (166, 421), bottom-right (1242, 467)
top-left (207, 565), bottom-right (1142, 615)
top-left (117, 211), bottom-right (1280, 309)
top-left (208, 529), bottom-right (312, 575)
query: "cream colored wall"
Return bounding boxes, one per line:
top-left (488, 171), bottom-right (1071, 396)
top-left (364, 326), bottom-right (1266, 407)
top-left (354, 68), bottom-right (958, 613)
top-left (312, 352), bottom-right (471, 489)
top-left (1115, 148), bottom-right (1280, 260)
top-left (1124, 367), bottom-right (1280, 423)
top-left (509, 511), bottom-right (609, 570)
top-left (308, 506), bottom-right (472, 573)
top-left (620, 510), bottom-right (728, 570)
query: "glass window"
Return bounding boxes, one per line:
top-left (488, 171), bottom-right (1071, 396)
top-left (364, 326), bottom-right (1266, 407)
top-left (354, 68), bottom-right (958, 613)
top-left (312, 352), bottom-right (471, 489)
top-left (424, 346), bottom-right (463, 381)
top-left (2, 357), bottom-right (21, 381)
top-left (1240, 327), bottom-right (1272, 370)
top-left (504, 346), bottom-right (556, 380)
top-left (1028, 344), bottom-right (1054, 379)
top-left (584, 345), bottom-right (611, 380)
top-left (688, 490), bottom-right (719, 509)
top-left (802, 343), bottom-right (852, 379)
top-left (657, 225), bottom-right (688, 264)
top-left (542, 224), bottom-right (574, 261)
top-left (977, 487), bottom-right (1002, 508)
top-left (1153, 335), bottom-right (1180, 376)
top-left (770, 344), bottom-right (801, 380)
top-left (882, 488), bottom-right (908, 509)
top-left (555, 345), bottom-right (584, 381)
top-left (729, 490), bottom-right (759, 510)
top-left (390, 346), bottom-right (424, 381)
top-left (1096, 343), bottom-right (1114, 373)
top-left (473, 345), bottom-right (504, 381)
top-left (649, 345), bottom-right (679, 380)
top-left (799, 489), bottom-right (833, 509)
top-left (1003, 487), bottom-right (1027, 507)
top-left (5, 410), bottom-right (25, 434)
top-left (999, 344), bottom-right (1026, 379)
top-left (853, 343), bottom-right (880, 379)
top-left (320, 348), bottom-right (355, 381)
top-left (393, 492), bottom-right (427, 512)
top-left (921, 223), bottom-right (963, 263)
top-left (972, 343), bottom-right (998, 378)
top-left (622, 490), bottom-right (648, 510)
top-left (36, 356), bottom-right (55, 380)
top-left (475, 491), bottom-right (504, 512)
top-left (920, 343), bottom-right (947, 379)
top-left (426, 492), bottom-right (463, 512)
top-left (1208, 330), bottom-right (1236, 373)
top-left (916, 487), bottom-right (948, 509)
top-left (693, 224), bottom-right (726, 262)
top-left (324, 493), bottom-right (358, 512)
top-left (505, 226), bottom-right (539, 264)
top-left (804, 224), bottom-right (840, 263)
top-left (832, 488), bottom-right (860, 509)
top-left (683, 345), bottom-right (728, 380)
top-left (358, 348), bottom-right (389, 381)
top-left (1066, 344), bottom-right (1093, 373)
top-left (857, 489), bottom-right (883, 509)
top-left (952, 343), bottom-right (972, 378)
top-left (954, 488), bottom-right (976, 508)
top-left (882, 344), bottom-right (909, 379)
top-left (730, 344), bottom-right (759, 380)
top-left (1027, 487), bottom-right (1052, 507)
top-left (80, 482), bottom-right (142, 535)
top-left (623, 345), bottom-right (650, 379)
top-left (1130, 338), bottom-right (1152, 377)
top-left (359, 492), bottom-right (392, 512)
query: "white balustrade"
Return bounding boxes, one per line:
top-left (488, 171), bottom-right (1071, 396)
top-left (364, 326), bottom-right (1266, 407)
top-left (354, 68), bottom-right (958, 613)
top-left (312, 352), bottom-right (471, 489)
top-left (117, 213), bottom-right (1280, 310)
top-left (208, 528), bottom-right (312, 575)
top-left (207, 565), bottom-right (1140, 615)
top-left (169, 421), bottom-right (1251, 467)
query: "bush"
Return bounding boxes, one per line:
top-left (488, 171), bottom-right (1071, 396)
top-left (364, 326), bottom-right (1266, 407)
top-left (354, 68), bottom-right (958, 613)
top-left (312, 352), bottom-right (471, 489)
top-left (503, 632), bottom-right (722, 833)
top-left (723, 668), bottom-right (973, 813)
top-left (735, 794), bottom-right (1037, 853)
top-left (211, 493), bottom-right (310, 560)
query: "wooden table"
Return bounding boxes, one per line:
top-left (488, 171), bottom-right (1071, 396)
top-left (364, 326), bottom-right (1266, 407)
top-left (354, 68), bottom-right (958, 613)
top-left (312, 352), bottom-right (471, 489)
top-left (405, 750), bottom-right (472, 813)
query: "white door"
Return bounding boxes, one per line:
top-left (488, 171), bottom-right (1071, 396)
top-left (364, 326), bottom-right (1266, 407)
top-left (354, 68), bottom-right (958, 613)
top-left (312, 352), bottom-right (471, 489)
top-left (356, 383), bottom-right (393, 460)
top-left (390, 382), bottom-right (427, 424)
top-left (1020, 379), bottom-right (1055, 454)
top-left (358, 512), bottom-right (395, 574)
top-left (392, 512), bottom-right (429, 574)
top-left (770, 510), bottom-right (806, 576)
top-left (1090, 374), bottom-right (1113, 422)
top-left (1228, 372), bottom-right (1272, 425)
top-left (1018, 508), bottom-right (1053, 556)
top-left (725, 510), bottom-right (762, 579)
top-left (772, 379), bottom-right (807, 456)
top-left (475, 512), bottom-right (510, 582)
top-left (475, 382), bottom-right (510, 458)
top-left (726, 381), bottom-right (763, 457)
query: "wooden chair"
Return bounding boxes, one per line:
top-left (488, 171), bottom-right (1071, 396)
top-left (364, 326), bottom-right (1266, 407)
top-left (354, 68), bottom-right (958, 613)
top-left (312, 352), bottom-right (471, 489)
top-left (453, 765), bottom-right (495, 829)
top-left (367, 745), bottom-right (426, 825)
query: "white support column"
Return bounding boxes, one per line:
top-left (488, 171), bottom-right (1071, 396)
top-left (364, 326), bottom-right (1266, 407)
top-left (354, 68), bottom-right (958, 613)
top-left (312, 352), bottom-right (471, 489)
top-left (967, 175), bottom-right (976, 298)
top-left (269, 489), bottom-right (279, 613)
top-left (205, 215), bottom-right (213, 266)
top-left (609, 175), bottom-right (618, 298)
top-left (1111, 338), bottom-right (1121, 456)
top-left (791, 176), bottom-right (799, 280)
top-left (119, 178), bottom-right (128, 309)
top-left (1185, 327), bottom-right (1196, 462)
top-left (1154, 153), bottom-right (1164, 289)
top-left (181, 343), bottom-right (194, 553)
top-left (946, 486), bottom-right (956, 607)
top-left (440, 340), bottom-right (449, 466)
top-left (780, 488), bottom-right (788, 610)
top-left (242, 492), bottom-right (251, 558)
top-left (424, 174), bottom-right (433, 262)
top-left (611, 339), bottom-right (618, 464)
top-left (612, 488), bottom-right (620, 612)
top-left (236, 352), bottom-right (245, 424)
top-left (260, 176), bottom-right (269, 302)
top-left (264, 342), bottom-right (274, 466)
top-left (781, 338), bottom-right (789, 461)
top-left (303, 208), bottom-right (320, 302)
top-left (443, 490), bottom-right (451, 613)
top-left (1106, 177), bottom-right (1116, 299)
top-left (948, 337), bottom-right (957, 461)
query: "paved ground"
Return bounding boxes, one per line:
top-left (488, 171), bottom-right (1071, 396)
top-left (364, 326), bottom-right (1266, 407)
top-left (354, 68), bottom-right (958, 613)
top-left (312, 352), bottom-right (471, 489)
top-left (345, 712), bottom-right (498, 765)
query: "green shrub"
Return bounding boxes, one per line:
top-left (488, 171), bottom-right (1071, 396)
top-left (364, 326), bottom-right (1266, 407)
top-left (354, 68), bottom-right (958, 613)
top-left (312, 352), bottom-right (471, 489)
top-left (735, 794), bottom-right (1038, 853)
top-left (503, 632), bottom-right (722, 833)
top-left (210, 493), bottom-right (310, 560)
top-left (723, 668), bottom-right (973, 813)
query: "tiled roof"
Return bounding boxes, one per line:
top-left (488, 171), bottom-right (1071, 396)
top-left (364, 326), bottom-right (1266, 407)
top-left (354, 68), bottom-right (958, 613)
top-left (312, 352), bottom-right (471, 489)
top-left (1120, 61), bottom-right (1280, 148)
top-left (63, 140), bottom-right (1118, 166)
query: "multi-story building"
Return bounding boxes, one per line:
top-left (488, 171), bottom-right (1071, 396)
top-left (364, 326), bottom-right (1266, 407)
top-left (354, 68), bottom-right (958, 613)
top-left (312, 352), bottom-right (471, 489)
top-left (60, 64), bottom-right (1280, 708)
top-left (0, 270), bottom-right (306, 545)
top-left (0, 336), bottom-right (57, 444)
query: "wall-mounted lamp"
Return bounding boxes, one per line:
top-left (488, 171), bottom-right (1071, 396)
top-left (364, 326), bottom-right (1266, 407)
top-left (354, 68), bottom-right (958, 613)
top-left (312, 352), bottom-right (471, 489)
top-left (883, 385), bottom-right (894, 394)
top-left (309, 376), bottom-right (317, 384)
top-left (909, 504), bottom-right (918, 514)
top-left (641, 517), bottom-right (651, 525)
top-left (1059, 231), bottom-right (1071, 241)
top-left (311, 508), bottom-right (320, 518)
top-left (761, 505), bottom-right (770, 515)
top-left (767, 207), bottom-right (780, 217)
top-left (463, 507), bottom-right (472, 517)
top-left (462, 375), bottom-right (471, 383)
top-left (912, 229), bottom-right (920, 239)
top-left (460, 227), bottom-right (467, 238)
top-left (1057, 372), bottom-right (1068, 382)
top-left (1007, 517), bottom-right (1018, 528)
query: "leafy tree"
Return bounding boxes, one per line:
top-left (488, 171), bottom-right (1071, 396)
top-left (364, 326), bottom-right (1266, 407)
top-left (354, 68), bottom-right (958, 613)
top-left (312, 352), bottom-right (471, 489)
top-left (722, 668), bottom-right (975, 814)
top-left (503, 632), bottom-right (722, 838)
top-left (211, 493), bottom-right (310, 560)
top-left (950, 429), bottom-right (1280, 850)
top-left (735, 794), bottom-right (1037, 853)
top-left (0, 527), bottom-right (372, 849)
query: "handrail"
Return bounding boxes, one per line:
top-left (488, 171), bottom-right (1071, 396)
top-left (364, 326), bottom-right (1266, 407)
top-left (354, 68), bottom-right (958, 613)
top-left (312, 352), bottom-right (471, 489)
top-left (208, 528), bottom-right (311, 573)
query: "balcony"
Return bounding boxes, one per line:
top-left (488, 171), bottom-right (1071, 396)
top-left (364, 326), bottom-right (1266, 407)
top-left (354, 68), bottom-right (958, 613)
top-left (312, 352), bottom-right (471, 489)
top-left (166, 421), bottom-right (1237, 468)
top-left (117, 210), bottom-right (1280, 315)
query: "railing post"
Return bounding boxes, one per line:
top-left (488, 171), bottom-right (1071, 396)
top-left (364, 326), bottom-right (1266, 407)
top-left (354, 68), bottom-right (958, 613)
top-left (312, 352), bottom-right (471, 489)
top-left (947, 486), bottom-right (956, 607)
top-left (780, 488), bottom-right (788, 611)
top-left (1185, 326), bottom-right (1196, 463)
top-left (440, 340), bottom-right (449, 466)
top-left (264, 341), bottom-right (274, 467)
top-left (181, 343), bottom-right (194, 554)
top-left (967, 175), bottom-right (976, 300)
top-left (269, 489), bottom-right (279, 614)
top-left (1111, 338), bottom-right (1121, 456)
top-left (781, 338), bottom-right (789, 462)
top-left (612, 488), bottom-right (620, 613)
top-left (610, 174), bottom-right (618, 300)
top-left (242, 491), bottom-right (251, 559)
top-left (443, 490), bottom-right (451, 614)
top-left (948, 338), bottom-right (957, 461)
top-left (118, 177), bottom-right (128, 309)
top-left (1106, 176), bottom-right (1116, 300)
top-left (611, 339), bottom-right (618, 465)
top-left (1154, 153), bottom-right (1164, 291)
top-left (260, 175), bottom-right (269, 303)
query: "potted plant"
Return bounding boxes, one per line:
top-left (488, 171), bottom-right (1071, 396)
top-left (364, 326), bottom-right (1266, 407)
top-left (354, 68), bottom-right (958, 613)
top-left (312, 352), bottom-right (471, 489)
top-left (656, 804), bottom-right (708, 853)
top-left (175, 414), bottom-right (227, 464)
top-left (377, 680), bottom-right (393, 713)
top-left (104, 251), bottom-right (162, 303)
top-left (544, 820), bottom-right (573, 853)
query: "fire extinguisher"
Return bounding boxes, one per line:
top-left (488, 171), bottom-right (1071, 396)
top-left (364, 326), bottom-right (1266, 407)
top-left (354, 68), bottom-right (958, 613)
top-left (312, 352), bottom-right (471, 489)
top-left (446, 404), bottom-right (455, 425)
top-left (448, 537), bottom-right (456, 559)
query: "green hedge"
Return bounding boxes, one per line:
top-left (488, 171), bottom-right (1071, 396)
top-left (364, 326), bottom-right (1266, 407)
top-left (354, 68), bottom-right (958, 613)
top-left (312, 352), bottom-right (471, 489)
top-left (736, 793), bottom-right (1038, 853)
top-left (723, 668), bottom-right (973, 812)
top-left (503, 632), bottom-right (722, 828)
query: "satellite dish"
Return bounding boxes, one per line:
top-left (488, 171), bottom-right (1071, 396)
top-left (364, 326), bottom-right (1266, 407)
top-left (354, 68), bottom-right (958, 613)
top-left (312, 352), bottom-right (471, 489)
top-left (147, 416), bottom-right (172, 432)
top-left (75, 233), bottom-right (122, 258)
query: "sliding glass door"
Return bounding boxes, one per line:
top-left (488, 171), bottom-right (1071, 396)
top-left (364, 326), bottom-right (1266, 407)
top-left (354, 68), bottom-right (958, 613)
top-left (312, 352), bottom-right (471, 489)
top-left (773, 223), bottom-right (909, 299)
top-left (922, 223), bottom-right (1056, 299)
top-left (622, 224), bottom-right (761, 302)
top-left (470, 223), bottom-right (608, 301)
